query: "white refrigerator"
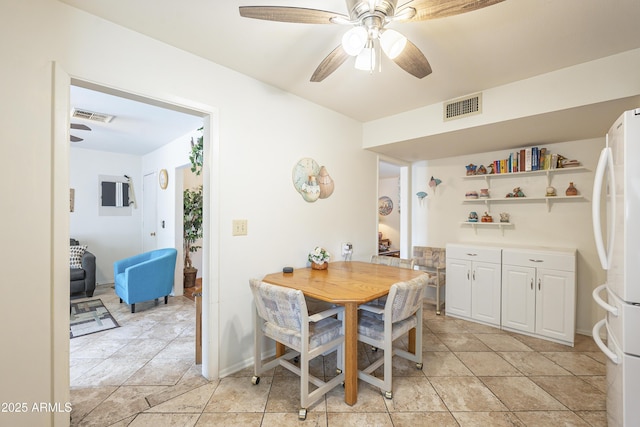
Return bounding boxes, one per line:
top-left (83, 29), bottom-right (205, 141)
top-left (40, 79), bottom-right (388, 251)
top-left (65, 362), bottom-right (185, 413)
top-left (592, 108), bottom-right (640, 427)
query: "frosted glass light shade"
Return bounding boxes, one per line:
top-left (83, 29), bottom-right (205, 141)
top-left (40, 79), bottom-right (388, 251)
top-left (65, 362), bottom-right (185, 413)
top-left (355, 47), bottom-right (376, 71)
top-left (341, 27), bottom-right (367, 56)
top-left (380, 29), bottom-right (407, 59)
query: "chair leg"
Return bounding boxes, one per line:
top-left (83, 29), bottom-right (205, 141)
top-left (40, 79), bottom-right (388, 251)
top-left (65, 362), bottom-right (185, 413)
top-left (164, 295), bottom-right (168, 304)
top-left (119, 298), bottom-right (123, 303)
top-left (131, 304), bottom-right (135, 313)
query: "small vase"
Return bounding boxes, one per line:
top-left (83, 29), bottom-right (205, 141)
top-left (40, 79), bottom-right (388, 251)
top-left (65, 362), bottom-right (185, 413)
top-left (311, 262), bottom-right (328, 270)
top-left (565, 182), bottom-right (578, 196)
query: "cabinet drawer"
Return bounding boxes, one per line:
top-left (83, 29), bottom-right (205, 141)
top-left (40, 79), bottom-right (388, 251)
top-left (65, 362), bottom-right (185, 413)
top-left (447, 244), bottom-right (501, 263)
top-left (502, 249), bottom-right (575, 272)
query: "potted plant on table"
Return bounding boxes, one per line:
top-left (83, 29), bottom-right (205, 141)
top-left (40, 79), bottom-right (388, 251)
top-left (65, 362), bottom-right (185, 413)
top-left (308, 247), bottom-right (331, 270)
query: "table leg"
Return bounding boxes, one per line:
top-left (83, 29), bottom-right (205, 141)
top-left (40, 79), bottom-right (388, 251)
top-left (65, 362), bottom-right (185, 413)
top-left (343, 302), bottom-right (358, 405)
top-left (408, 327), bottom-right (416, 355)
top-left (276, 342), bottom-right (286, 357)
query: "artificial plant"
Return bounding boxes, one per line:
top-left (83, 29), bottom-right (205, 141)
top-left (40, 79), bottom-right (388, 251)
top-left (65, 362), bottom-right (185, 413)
top-left (183, 185), bottom-right (203, 270)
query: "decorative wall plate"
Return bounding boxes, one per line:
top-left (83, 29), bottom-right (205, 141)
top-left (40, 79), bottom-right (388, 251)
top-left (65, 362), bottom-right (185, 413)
top-left (378, 196), bottom-right (393, 216)
top-left (292, 158), bottom-right (321, 202)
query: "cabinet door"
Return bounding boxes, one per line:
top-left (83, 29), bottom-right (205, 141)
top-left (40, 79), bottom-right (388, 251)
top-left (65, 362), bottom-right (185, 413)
top-left (446, 258), bottom-right (472, 318)
top-left (471, 261), bottom-right (502, 326)
top-left (502, 264), bottom-right (536, 333)
top-left (535, 268), bottom-right (575, 343)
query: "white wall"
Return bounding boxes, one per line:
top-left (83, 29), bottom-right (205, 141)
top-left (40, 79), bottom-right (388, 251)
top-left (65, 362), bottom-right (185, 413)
top-left (411, 138), bottom-right (606, 335)
top-left (378, 177), bottom-right (401, 252)
top-left (0, 1), bottom-right (374, 425)
top-left (69, 148), bottom-right (143, 284)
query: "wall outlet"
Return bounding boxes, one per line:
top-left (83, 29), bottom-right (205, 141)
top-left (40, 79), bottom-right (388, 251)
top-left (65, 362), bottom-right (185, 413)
top-left (341, 242), bottom-right (353, 256)
top-left (232, 219), bottom-right (247, 236)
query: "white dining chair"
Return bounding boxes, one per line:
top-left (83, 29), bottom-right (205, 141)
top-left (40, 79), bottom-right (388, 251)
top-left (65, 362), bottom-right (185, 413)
top-left (249, 278), bottom-right (345, 420)
top-left (356, 275), bottom-right (427, 399)
top-left (412, 246), bottom-right (446, 314)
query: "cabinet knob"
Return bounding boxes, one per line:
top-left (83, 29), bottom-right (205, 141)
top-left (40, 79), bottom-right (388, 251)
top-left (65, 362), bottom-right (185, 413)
top-left (150, 232), bottom-right (156, 236)
top-left (530, 279), bottom-right (533, 290)
top-left (538, 278), bottom-right (541, 290)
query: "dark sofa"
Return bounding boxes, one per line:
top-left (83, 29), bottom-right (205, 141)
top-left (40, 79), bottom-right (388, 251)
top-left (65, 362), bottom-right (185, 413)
top-left (70, 238), bottom-right (96, 297)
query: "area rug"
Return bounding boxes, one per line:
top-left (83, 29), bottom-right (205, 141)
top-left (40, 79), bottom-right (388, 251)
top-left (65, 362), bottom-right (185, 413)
top-left (70, 299), bottom-right (119, 338)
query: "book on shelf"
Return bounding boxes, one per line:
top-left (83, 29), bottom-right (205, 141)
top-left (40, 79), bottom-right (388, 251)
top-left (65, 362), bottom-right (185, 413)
top-left (525, 148), bottom-right (532, 171)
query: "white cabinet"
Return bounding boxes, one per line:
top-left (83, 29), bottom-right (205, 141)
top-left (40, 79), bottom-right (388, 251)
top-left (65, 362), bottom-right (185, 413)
top-left (446, 244), bottom-right (502, 327)
top-left (501, 248), bottom-right (576, 346)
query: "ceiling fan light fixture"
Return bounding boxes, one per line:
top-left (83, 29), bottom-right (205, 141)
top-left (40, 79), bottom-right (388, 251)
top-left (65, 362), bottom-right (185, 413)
top-left (380, 29), bottom-right (407, 59)
top-left (342, 26), bottom-right (368, 56)
top-left (354, 42), bottom-right (376, 71)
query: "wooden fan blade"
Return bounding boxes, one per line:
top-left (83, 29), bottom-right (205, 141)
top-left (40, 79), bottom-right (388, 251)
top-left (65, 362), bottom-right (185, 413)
top-left (70, 135), bottom-right (83, 142)
top-left (239, 6), bottom-right (347, 24)
top-left (70, 123), bottom-right (91, 131)
top-left (310, 45), bottom-right (350, 82)
top-left (398, 0), bottom-right (504, 21)
top-left (391, 39), bottom-right (432, 79)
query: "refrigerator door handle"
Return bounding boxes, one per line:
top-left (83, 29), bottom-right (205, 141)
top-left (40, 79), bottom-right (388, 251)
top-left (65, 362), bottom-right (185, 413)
top-left (592, 284), bottom-right (619, 316)
top-left (592, 318), bottom-right (620, 364)
top-left (591, 146), bottom-right (615, 270)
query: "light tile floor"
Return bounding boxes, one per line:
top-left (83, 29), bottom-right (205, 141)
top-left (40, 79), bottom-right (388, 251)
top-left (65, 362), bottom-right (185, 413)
top-left (70, 285), bottom-right (607, 426)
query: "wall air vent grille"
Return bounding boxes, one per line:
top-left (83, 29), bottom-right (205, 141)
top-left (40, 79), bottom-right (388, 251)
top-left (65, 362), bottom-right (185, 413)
top-left (72, 108), bottom-right (114, 123)
top-left (443, 93), bottom-right (482, 121)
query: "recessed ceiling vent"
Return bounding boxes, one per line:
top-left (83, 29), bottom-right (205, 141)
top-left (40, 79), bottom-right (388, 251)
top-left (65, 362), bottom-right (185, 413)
top-left (443, 93), bottom-right (482, 121)
top-left (72, 108), bottom-right (115, 123)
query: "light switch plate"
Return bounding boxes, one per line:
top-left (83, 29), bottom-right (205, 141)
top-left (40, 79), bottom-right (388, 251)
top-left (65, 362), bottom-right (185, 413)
top-left (232, 219), bottom-right (248, 236)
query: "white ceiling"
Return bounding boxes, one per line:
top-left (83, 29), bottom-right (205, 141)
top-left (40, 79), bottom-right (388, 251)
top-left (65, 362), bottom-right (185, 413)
top-left (70, 84), bottom-right (203, 155)
top-left (62, 0), bottom-right (640, 159)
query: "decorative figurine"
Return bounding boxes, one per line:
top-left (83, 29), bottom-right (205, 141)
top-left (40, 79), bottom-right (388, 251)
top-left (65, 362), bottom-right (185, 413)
top-left (468, 211), bottom-right (479, 222)
top-left (499, 212), bottom-right (510, 223)
top-left (546, 186), bottom-right (557, 196)
top-left (487, 164), bottom-right (495, 175)
top-left (477, 165), bottom-right (487, 175)
top-left (481, 212), bottom-right (493, 222)
top-left (416, 191), bottom-right (428, 205)
top-left (479, 188), bottom-right (490, 198)
top-left (506, 187), bottom-right (526, 197)
top-left (566, 182), bottom-right (578, 196)
top-left (465, 164), bottom-right (477, 176)
top-left (429, 176), bottom-right (442, 193)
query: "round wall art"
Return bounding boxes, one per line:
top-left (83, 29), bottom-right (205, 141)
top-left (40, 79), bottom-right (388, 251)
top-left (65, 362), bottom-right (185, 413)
top-left (378, 196), bottom-right (393, 216)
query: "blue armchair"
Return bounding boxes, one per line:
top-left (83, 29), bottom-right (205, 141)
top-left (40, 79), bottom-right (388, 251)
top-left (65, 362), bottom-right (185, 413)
top-left (114, 248), bottom-right (177, 313)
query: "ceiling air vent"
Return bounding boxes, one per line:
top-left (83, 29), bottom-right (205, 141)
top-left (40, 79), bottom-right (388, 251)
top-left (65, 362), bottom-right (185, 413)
top-left (443, 93), bottom-right (482, 121)
top-left (72, 108), bottom-right (115, 123)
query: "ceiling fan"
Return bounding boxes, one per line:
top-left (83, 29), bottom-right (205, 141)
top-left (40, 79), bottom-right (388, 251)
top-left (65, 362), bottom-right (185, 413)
top-left (239, 0), bottom-right (505, 82)
top-left (70, 123), bottom-right (91, 143)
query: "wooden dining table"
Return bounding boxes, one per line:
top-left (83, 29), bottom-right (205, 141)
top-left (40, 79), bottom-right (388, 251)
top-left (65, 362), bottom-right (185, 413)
top-left (262, 260), bottom-right (428, 406)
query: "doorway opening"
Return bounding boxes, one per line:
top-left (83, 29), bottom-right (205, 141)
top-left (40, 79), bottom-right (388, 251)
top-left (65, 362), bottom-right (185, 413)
top-left (378, 158), bottom-right (411, 258)
top-left (66, 78), bottom-right (217, 390)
